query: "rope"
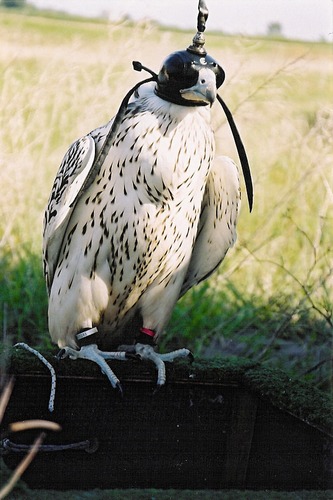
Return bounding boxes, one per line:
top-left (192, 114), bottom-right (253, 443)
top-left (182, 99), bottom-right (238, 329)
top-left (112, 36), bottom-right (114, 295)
top-left (14, 343), bottom-right (56, 413)
top-left (1, 438), bottom-right (98, 454)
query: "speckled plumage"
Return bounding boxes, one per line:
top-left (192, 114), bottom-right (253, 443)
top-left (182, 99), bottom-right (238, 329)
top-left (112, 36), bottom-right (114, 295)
top-left (43, 81), bottom-right (240, 351)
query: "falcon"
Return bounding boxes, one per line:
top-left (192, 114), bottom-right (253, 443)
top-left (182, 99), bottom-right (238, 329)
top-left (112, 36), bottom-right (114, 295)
top-left (43, 1), bottom-right (253, 392)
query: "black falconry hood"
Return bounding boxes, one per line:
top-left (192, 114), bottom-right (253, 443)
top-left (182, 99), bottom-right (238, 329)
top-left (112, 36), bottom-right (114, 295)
top-left (97, 0), bottom-right (253, 212)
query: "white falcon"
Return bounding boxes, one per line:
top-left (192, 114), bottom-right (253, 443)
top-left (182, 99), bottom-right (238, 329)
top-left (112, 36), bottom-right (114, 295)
top-left (43, 1), bottom-right (253, 392)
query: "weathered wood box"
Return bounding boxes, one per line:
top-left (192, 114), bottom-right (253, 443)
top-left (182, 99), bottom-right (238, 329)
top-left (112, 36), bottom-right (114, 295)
top-left (1, 349), bottom-right (332, 491)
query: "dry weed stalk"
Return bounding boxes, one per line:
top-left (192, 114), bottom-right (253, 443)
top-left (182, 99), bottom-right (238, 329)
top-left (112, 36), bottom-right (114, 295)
top-left (0, 376), bottom-right (61, 499)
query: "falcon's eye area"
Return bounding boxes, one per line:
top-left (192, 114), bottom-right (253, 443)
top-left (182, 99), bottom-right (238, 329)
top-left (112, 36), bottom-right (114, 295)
top-left (156, 50), bottom-right (225, 105)
top-left (214, 64), bottom-right (225, 89)
top-left (171, 63), bottom-right (198, 87)
top-left (158, 51), bottom-right (225, 88)
top-left (204, 56), bottom-right (225, 89)
top-left (160, 57), bottom-right (198, 89)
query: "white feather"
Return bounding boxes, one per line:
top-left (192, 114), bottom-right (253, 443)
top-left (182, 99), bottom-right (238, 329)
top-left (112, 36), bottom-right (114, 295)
top-left (43, 81), bottom-right (241, 348)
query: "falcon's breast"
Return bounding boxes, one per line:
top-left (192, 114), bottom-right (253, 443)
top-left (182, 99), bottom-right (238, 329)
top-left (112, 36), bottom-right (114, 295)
top-left (44, 83), bottom-right (215, 346)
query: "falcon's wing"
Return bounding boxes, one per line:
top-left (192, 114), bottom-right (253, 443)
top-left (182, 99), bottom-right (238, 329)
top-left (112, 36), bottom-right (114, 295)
top-left (181, 155), bottom-right (241, 297)
top-left (43, 135), bottom-right (96, 292)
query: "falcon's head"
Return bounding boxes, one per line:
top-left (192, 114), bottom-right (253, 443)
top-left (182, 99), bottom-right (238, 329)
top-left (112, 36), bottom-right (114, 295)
top-left (155, 50), bottom-right (225, 107)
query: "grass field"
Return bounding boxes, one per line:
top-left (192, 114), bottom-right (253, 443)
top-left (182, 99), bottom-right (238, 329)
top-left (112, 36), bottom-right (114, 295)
top-left (0, 9), bottom-right (332, 388)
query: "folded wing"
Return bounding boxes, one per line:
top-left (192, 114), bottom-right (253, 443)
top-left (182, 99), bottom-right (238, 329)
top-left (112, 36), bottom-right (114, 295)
top-left (43, 135), bottom-right (96, 292)
top-left (181, 155), bottom-right (241, 296)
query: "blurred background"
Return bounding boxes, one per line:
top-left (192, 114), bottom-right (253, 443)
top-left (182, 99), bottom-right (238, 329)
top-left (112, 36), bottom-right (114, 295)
top-left (0, 0), bottom-right (332, 390)
top-left (28, 0), bottom-right (333, 42)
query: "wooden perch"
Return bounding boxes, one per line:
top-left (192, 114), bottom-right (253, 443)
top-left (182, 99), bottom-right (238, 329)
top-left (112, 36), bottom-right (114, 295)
top-left (1, 347), bottom-right (332, 491)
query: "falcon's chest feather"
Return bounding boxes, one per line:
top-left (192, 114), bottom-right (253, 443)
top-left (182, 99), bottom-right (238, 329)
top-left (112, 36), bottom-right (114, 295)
top-left (46, 90), bottom-right (217, 338)
top-left (93, 92), bottom-right (215, 209)
top-left (64, 92), bottom-right (216, 322)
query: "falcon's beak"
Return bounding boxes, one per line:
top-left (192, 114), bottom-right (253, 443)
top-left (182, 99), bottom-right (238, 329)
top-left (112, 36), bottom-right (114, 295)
top-left (180, 68), bottom-right (217, 106)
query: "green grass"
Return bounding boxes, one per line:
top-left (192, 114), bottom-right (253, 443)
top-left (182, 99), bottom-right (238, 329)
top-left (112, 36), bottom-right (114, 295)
top-left (2, 485), bottom-right (333, 500)
top-left (1, 468), bottom-right (332, 500)
top-left (0, 10), bottom-right (332, 390)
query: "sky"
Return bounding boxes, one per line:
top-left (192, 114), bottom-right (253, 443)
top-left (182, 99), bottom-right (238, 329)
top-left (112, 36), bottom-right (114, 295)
top-left (29, 0), bottom-right (333, 42)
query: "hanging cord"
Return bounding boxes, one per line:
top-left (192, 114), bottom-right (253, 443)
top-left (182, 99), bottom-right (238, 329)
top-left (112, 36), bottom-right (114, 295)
top-left (217, 94), bottom-right (253, 212)
top-left (14, 343), bottom-right (56, 413)
top-left (2, 437), bottom-right (98, 454)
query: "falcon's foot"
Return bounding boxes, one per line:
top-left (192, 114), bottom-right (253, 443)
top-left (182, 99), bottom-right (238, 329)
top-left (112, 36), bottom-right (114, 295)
top-left (57, 344), bottom-right (131, 394)
top-left (129, 343), bottom-right (193, 387)
top-left (57, 341), bottom-right (193, 393)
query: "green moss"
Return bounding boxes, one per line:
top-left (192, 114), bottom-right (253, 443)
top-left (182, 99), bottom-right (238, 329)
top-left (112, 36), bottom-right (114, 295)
top-left (244, 365), bottom-right (332, 430)
top-left (3, 487), bottom-right (333, 499)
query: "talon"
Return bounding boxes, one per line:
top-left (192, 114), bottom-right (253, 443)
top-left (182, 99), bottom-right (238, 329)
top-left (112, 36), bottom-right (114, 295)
top-left (56, 344), bottom-right (127, 391)
top-left (115, 382), bottom-right (123, 398)
top-left (153, 383), bottom-right (165, 396)
top-left (56, 348), bottom-right (67, 360)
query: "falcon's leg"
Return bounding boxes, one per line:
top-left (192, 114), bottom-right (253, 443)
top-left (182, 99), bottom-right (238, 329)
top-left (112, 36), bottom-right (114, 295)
top-left (57, 327), bottom-right (192, 391)
top-left (120, 327), bottom-right (193, 387)
top-left (132, 343), bottom-right (193, 387)
top-left (58, 344), bottom-right (130, 393)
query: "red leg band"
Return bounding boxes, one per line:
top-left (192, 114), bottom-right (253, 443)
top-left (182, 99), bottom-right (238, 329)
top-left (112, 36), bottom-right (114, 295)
top-left (140, 327), bottom-right (156, 338)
